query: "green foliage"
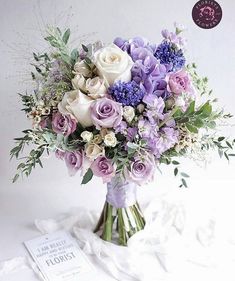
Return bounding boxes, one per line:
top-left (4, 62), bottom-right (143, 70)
top-left (44, 27), bottom-right (74, 66)
top-left (10, 129), bottom-right (58, 182)
top-left (10, 135), bottom-right (46, 183)
top-left (173, 100), bottom-right (222, 133)
top-left (187, 63), bottom-right (212, 96)
top-left (81, 168), bottom-right (93, 184)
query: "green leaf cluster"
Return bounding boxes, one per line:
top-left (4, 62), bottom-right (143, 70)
top-left (174, 101), bottom-right (218, 133)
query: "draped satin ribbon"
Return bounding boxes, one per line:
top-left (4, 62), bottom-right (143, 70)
top-left (106, 176), bottom-right (137, 208)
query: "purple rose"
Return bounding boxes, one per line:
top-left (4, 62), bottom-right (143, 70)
top-left (166, 69), bottom-right (194, 95)
top-left (55, 149), bottom-right (65, 160)
top-left (52, 112), bottom-right (77, 136)
top-left (91, 156), bottom-right (115, 183)
top-left (90, 97), bottom-right (123, 129)
top-left (64, 151), bottom-right (83, 176)
top-left (124, 154), bottom-right (155, 185)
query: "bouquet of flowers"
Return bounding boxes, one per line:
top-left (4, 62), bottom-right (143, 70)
top-left (11, 24), bottom-right (234, 245)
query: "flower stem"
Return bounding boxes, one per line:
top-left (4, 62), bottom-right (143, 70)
top-left (94, 201), bottom-right (145, 246)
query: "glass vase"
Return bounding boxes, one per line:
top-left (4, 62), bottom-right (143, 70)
top-left (94, 174), bottom-right (145, 246)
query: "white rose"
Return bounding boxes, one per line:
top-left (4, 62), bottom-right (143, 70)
top-left (123, 106), bottom-right (135, 123)
top-left (85, 143), bottom-right (104, 160)
top-left (94, 43), bottom-right (133, 86)
top-left (58, 90), bottom-right (94, 128)
top-left (81, 131), bottom-right (93, 142)
top-left (104, 132), bottom-right (117, 147)
top-left (74, 61), bottom-right (92, 77)
top-left (72, 74), bottom-right (87, 92)
top-left (86, 77), bottom-right (107, 99)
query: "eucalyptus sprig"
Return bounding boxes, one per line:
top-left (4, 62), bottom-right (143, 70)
top-left (44, 26), bottom-right (79, 67)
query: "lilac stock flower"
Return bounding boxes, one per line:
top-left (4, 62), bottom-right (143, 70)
top-left (143, 95), bottom-right (165, 123)
top-left (154, 41), bottom-right (185, 71)
top-left (124, 153), bottom-right (155, 185)
top-left (108, 81), bottom-right (145, 106)
top-left (52, 112), bottom-right (77, 136)
top-left (64, 150), bottom-right (83, 176)
top-left (138, 118), bottom-right (159, 139)
top-left (147, 127), bottom-right (179, 157)
top-left (143, 94), bottom-right (165, 110)
top-left (90, 97), bottom-right (123, 129)
top-left (114, 120), bottom-right (128, 134)
top-left (161, 29), bottom-right (186, 49)
top-left (91, 156), bottom-right (115, 183)
top-left (126, 127), bottom-right (138, 141)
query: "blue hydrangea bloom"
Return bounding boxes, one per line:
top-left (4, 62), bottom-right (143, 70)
top-left (108, 81), bottom-right (145, 106)
top-left (154, 41), bottom-right (185, 71)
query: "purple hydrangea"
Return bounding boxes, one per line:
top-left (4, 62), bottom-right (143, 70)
top-left (154, 41), bottom-right (185, 71)
top-left (131, 57), bottom-right (169, 98)
top-left (113, 36), bottom-right (156, 58)
top-left (108, 81), bottom-right (145, 106)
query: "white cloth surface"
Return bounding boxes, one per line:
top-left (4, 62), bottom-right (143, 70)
top-left (1, 197), bottom-right (235, 281)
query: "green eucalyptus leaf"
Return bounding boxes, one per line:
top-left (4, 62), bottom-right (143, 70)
top-left (181, 172), bottom-right (190, 178)
top-left (12, 174), bottom-right (19, 183)
top-left (181, 178), bottom-right (188, 187)
top-left (207, 121), bottom-right (216, 129)
top-left (82, 44), bottom-right (88, 52)
top-left (185, 101), bottom-right (195, 114)
top-left (218, 137), bottom-right (225, 142)
top-left (174, 167), bottom-right (178, 176)
top-left (193, 118), bottom-right (204, 128)
top-left (71, 48), bottom-right (79, 62)
top-left (62, 28), bottom-right (70, 44)
top-left (186, 123), bottom-right (198, 133)
top-left (178, 117), bottom-right (189, 124)
top-left (226, 141), bottom-right (233, 149)
top-left (84, 57), bottom-right (92, 64)
top-left (81, 168), bottom-right (93, 184)
top-left (224, 152), bottom-right (229, 161)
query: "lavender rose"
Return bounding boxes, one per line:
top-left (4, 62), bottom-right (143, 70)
top-left (124, 154), bottom-right (155, 185)
top-left (167, 69), bottom-right (194, 95)
top-left (52, 112), bottom-right (77, 136)
top-left (90, 97), bottom-right (123, 129)
top-left (91, 156), bottom-right (115, 183)
top-left (64, 150), bottom-right (83, 176)
top-left (55, 149), bottom-right (65, 160)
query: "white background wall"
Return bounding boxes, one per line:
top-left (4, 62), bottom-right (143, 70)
top-left (0, 0), bottom-right (235, 261)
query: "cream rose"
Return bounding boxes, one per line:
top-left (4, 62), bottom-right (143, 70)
top-left (94, 44), bottom-right (133, 86)
top-left (123, 106), bottom-right (135, 123)
top-left (86, 77), bottom-right (107, 99)
top-left (72, 74), bottom-right (87, 92)
top-left (58, 90), bottom-right (94, 128)
top-left (104, 131), bottom-right (117, 147)
top-left (85, 143), bottom-right (104, 160)
top-left (74, 60), bottom-right (92, 77)
top-left (81, 131), bottom-right (93, 142)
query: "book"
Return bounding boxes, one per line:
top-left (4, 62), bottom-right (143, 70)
top-left (24, 230), bottom-right (94, 281)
